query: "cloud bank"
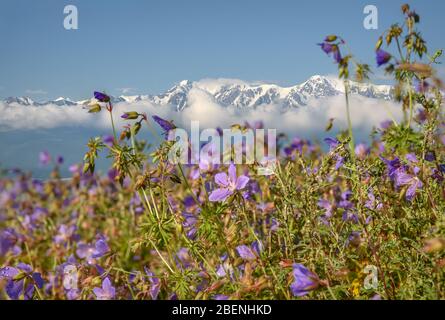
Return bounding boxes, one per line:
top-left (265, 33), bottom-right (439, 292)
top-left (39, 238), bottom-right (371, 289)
top-left (0, 87), bottom-right (403, 138)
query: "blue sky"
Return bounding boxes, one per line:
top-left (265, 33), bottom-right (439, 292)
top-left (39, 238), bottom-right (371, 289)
top-left (0, 0), bottom-right (444, 100)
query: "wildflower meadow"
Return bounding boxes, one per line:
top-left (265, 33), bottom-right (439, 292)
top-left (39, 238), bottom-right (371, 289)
top-left (1, 4), bottom-right (445, 301)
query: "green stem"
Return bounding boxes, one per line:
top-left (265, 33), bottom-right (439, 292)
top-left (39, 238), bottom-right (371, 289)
top-left (344, 80), bottom-right (355, 162)
top-left (177, 162), bottom-right (202, 209)
top-left (407, 81), bottom-right (414, 129)
top-left (109, 108), bottom-right (118, 142)
top-left (147, 238), bottom-right (175, 274)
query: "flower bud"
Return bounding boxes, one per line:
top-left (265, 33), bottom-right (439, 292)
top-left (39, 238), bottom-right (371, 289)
top-left (88, 104), bottom-right (102, 113)
top-left (375, 37), bottom-right (383, 50)
top-left (94, 91), bottom-right (110, 103)
top-left (324, 35), bottom-right (337, 42)
top-left (121, 111), bottom-right (139, 120)
top-left (401, 4), bottom-right (410, 14)
top-left (133, 122), bottom-right (142, 135)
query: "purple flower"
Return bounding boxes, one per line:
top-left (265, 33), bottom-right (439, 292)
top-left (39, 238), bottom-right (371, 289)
top-left (144, 267), bottom-right (161, 300)
top-left (406, 153), bottom-right (418, 163)
top-left (92, 239), bottom-right (110, 258)
top-left (318, 199), bottom-right (334, 224)
top-left (93, 277), bottom-right (115, 300)
top-left (284, 138), bottom-right (304, 157)
top-left (318, 43), bottom-right (341, 63)
top-left (339, 190), bottom-right (353, 209)
top-left (175, 248), bottom-right (192, 270)
top-left (381, 156), bottom-right (403, 181)
top-left (182, 212), bottom-right (198, 240)
top-left (376, 49), bottom-right (391, 67)
top-left (0, 264), bottom-right (44, 300)
top-left (152, 115), bottom-right (176, 137)
top-left (236, 245), bottom-right (257, 260)
top-left (355, 143), bottom-right (369, 160)
top-left (213, 294), bottom-right (229, 300)
top-left (290, 263), bottom-right (319, 297)
top-left (333, 47), bottom-right (342, 63)
top-left (216, 257), bottom-right (234, 279)
top-left (69, 164), bottom-right (80, 174)
top-left (39, 151), bottom-right (51, 165)
top-left (424, 151), bottom-right (436, 162)
top-left (209, 164), bottom-right (249, 202)
top-left (76, 238), bottom-right (110, 264)
top-left (0, 228), bottom-right (21, 256)
top-left (324, 137), bottom-right (340, 150)
top-left (66, 289), bottom-right (79, 300)
top-left (365, 192), bottom-right (383, 211)
top-left (75, 243), bottom-right (95, 263)
top-left (54, 224), bottom-right (77, 245)
top-left (395, 172), bottom-right (423, 201)
top-left (94, 91), bottom-right (110, 103)
top-left (197, 142), bottom-right (220, 174)
top-left (318, 42), bottom-right (334, 54)
top-left (103, 135), bottom-right (115, 146)
top-left (346, 231), bottom-right (362, 247)
top-left (0, 266), bottom-right (19, 279)
top-left (415, 79), bottom-right (430, 93)
top-left (380, 120), bottom-right (392, 130)
top-left (335, 156), bottom-right (345, 170)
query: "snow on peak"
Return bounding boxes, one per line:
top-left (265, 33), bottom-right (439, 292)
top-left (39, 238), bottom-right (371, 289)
top-left (2, 75), bottom-right (393, 109)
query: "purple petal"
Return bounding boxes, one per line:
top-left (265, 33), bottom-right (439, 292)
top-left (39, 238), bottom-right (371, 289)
top-left (406, 153), bottom-right (418, 163)
top-left (17, 263), bottom-right (32, 273)
top-left (406, 179), bottom-right (423, 201)
top-left (209, 188), bottom-right (232, 202)
top-left (93, 239), bottom-right (109, 258)
top-left (39, 151), bottom-right (51, 166)
top-left (235, 176), bottom-right (249, 190)
top-left (0, 267), bottom-right (19, 279)
top-left (32, 273), bottom-right (44, 288)
top-left (236, 245), bottom-right (256, 260)
top-left (93, 287), bottom-right (105, 299)
top-left (318, 42), bottom-right (333, 54)
top-left (94, 91), bottom-right (110, 103)
top-left (214, 172), bottom-right (229, 187)
top-left (395, 172), bottom-right (413, 187)
top-left (6, 279), bottom-right (24, 300)
top-left (152, 115), bottom-right (176, 132)
top-left (103, 278), bottom-right (115, 296)
top-left (376, 49), bottom-right (391, 67)
top-left (228, 164), bottom-right (237, 183)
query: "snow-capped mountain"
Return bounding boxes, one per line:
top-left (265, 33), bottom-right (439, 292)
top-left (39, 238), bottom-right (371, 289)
top-left (46, 97), bottom-right (78, 106)
top-left (4, 96), bottom-right (36, 106)
top-left (2, 75), bottom-right (393, 110)
top-left (150, 80), bottom-right (193, 111)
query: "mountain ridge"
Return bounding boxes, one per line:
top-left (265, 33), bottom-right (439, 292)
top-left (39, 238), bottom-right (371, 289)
top-left (2, 75), bottom-right (394, 110)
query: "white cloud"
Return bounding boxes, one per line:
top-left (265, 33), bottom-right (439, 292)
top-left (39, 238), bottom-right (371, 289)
top-left (165, 87), bottom-right (403, 137)
top-left (25, 89), bottom-right (47, 95)
top-left (0, 90), bottom-right (404, 138)
top-left (117, 87), bottom-right (137, 95)
top-left (0, 103), bottom-right (104, 131)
